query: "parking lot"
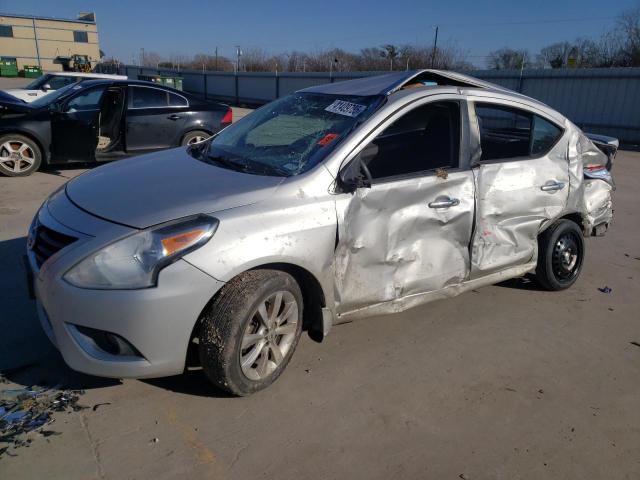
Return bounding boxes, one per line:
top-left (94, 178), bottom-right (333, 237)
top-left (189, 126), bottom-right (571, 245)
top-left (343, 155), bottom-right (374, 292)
top-left (1, 85), bottom-right (639, 477)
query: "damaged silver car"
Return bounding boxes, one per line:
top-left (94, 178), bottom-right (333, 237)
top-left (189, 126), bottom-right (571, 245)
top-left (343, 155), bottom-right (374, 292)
top-left (26, 70), bottom-right (616, 395)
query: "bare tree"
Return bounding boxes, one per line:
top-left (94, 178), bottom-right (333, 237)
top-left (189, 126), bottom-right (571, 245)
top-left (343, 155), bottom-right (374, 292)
top-left (379, 44), bottom-right (399, 70)
top-left (487, 48), bottom-right (528, 70)
top-left (617, 6), bottom-right (640, 66)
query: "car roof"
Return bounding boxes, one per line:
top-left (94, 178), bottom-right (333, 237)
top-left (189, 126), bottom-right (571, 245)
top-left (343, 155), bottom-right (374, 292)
top-left (72, 78), bottom-right (189, 95)
top-left (299, 69), bottom-right (566, 124)
top-left (44, 72), bottom-right (127, 79)
top-left (298, 69), bottom-right (511, 96)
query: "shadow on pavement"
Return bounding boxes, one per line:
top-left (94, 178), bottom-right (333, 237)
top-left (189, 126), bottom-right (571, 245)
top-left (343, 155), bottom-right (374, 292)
top-left (0, 236), bottom-right (118, 390)
top-left (495, 274), bottom-right (546, 291)
top-left (142, 370), bottom-right (235, 398)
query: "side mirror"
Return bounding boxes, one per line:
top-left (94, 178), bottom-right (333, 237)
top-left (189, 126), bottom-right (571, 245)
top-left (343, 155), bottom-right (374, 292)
top-left (49, 102), bottom-right (63, 113)
top-left (41, 83), bottom-right (52, 91)
top-left (338, 143), bottom-right (378, 192)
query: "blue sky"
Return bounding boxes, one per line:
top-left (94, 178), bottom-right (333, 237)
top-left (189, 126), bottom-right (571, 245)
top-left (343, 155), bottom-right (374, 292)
top-left (1, 0), bottom-right (637, 66)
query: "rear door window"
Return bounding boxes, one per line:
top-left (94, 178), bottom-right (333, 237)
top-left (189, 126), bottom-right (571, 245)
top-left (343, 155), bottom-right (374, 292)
top-left (475, 103), bottom-right (562, 160)
top-left (129, 87), bottom-right (169, 108)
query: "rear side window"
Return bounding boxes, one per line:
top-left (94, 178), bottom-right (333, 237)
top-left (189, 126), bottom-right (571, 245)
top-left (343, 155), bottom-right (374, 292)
top-left (475, 103), bottom-right (562, 160)
top-left (168, 92), bottom-right (188, 107)
top-left (531, 115), bottom-right (563, 155)
top-left (364, 101), bottom-right (461, 180)
top-left (130, 87), bottom-right (168, 108)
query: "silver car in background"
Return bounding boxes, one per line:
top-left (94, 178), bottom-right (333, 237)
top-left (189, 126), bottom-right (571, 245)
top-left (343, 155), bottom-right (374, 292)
top-left (26, 70), bottom-right (615, 395)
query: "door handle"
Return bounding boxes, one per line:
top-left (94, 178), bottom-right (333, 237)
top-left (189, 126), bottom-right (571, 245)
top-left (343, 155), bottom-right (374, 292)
top-left (540, 181), bottom-right (566, 192)
top-left (428, 196), bottom-right (460, 209)
top-left (167, 114), bottom-right (182, 120)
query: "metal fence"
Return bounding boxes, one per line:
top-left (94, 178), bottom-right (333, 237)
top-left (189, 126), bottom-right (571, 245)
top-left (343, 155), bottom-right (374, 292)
top-left (98, 64), bottom-right (640, 144)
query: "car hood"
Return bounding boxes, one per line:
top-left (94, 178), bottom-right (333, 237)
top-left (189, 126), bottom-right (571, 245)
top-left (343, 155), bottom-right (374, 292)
top-left (3, 88), bottom-right (41, 102)
top-left (65, 148), bottom-right (285, 229)
top-left (0, 90), bottom-right (35, 113)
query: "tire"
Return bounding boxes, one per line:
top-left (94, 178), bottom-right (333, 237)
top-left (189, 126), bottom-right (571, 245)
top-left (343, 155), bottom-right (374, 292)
top-left (535, 219), bottom-right (585, 291)
top-left (181, 130), bottom-right (210, 146)
top-left (198, 269), bottom-right (304, 396)
top-left (0, 134), bottom-right (42, 177)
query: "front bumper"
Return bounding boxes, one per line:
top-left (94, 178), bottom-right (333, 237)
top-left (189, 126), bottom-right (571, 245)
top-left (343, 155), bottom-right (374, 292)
top-left (27, 192), bottom-right (224, 379)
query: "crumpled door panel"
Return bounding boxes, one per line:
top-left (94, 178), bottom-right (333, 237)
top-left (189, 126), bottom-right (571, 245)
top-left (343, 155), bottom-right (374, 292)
top-left (470, 144), bottom-right (570, 277)
top-left (334, 171), bottom-right (475, 316)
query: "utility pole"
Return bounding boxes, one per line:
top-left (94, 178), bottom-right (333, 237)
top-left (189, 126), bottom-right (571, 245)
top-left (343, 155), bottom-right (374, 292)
top-left (235, 45), bottom-right (242, 73)
top-left (431, 26), bottom-right (439, 68)
top-left (215, 46), bottom-right (218, 71)
top-left (140, 47), bottom-right (145, 66)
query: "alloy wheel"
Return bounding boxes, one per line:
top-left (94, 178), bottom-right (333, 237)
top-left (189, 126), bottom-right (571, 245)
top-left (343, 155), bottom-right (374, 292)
top-left (0, 141), bottom-right (35, 173)
top-left (187, 135), bottom-right (207, 145)
top-left (240, 291), bottom-right (299, 381)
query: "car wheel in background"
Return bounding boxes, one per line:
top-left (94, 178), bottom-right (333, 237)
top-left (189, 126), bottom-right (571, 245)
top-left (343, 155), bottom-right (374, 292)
top-left (181, 130), bottom-right (211, 146)
top-left (0, 134), bottom-right (42, 177)
top-left (198, 269), bottom-right (304, 396)
top-left (535, 219), bottom-right (585, 291)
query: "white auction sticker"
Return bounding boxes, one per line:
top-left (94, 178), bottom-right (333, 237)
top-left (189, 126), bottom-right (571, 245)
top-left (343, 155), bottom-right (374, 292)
top-left (325, 100), bottom-right (367, 117)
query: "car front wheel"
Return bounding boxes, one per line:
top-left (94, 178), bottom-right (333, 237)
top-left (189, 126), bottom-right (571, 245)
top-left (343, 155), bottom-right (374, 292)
top-left (0, 134), bottom-right (42, 177)
top-left (535, 219), bottom-right (585, 291)
top-left (198, 269), bottom-right (303, 396)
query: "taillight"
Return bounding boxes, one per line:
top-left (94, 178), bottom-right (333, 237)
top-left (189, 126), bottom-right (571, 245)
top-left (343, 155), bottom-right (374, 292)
top-left (585, 164), bottom-right (606, 172)
top-left (221, 108), bottom-right (232, 124)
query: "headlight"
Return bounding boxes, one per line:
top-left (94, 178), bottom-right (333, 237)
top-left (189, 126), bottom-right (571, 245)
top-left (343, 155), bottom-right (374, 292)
top-left (64, 215), bottom-right (218, 289)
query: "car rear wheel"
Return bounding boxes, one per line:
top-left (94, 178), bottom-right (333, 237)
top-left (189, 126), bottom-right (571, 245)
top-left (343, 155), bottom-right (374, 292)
top-left (535, 219), bottom-right (585, 291)
top-left (0, 134), bottom-right (42, 177)
top-left (198, 269), bottom-right (303, 396)
top-left (181, 130), bottom-right (210, 146)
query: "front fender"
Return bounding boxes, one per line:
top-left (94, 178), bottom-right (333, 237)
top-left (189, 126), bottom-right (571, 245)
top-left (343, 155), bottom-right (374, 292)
top-left (182, 167), bottom-right (338, 314)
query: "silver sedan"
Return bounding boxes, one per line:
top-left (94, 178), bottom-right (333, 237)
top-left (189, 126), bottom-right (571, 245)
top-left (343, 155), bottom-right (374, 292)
top-left (26, 70), bottom-right (615, 395)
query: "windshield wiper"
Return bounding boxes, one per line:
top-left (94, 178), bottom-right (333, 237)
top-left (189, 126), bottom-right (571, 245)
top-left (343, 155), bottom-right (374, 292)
top-left (249, 162), bottom-right (291, 177)
top-left (206, 155), bottom-right (249, 173)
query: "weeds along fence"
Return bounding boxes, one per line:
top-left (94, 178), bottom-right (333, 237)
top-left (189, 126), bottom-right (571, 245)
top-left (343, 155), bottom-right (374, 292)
top-left (97, 64), bottom-right (640, 145)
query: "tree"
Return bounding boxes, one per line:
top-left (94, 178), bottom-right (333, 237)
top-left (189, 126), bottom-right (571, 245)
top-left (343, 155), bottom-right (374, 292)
top-left (617, 6), bottom-right (640, 66)
top-left (379, 44), bottom-right (399, 70)
top-left (487, 48), bottom-right (528, 70)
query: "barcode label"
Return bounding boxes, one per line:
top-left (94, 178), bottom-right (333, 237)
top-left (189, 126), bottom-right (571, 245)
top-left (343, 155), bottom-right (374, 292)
top-left (325, 100), bottom-right (367, 117)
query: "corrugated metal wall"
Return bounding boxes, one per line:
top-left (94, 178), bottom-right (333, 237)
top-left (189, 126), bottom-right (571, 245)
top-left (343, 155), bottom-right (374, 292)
top-left (112, 65), bottom-right (640, 144)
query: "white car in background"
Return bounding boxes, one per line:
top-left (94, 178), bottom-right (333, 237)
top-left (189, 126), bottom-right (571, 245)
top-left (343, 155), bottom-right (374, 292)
top-left (3, 72), bottom-right (127, 103)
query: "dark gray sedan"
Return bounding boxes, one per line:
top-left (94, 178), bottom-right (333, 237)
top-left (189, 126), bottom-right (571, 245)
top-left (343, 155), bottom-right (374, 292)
top-left (0, 79), bottom-right (232, 176)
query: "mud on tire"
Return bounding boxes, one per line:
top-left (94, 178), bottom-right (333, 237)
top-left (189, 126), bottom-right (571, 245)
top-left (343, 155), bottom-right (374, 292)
top-left (198, 269), bottom-right (304, 396)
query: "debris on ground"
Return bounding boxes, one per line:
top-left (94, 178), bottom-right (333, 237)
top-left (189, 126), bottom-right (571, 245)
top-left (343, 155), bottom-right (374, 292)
top-left (0, 384), bottom-right (88, 458)
top-left (92, 402), bottom-right (111, 412)
top-left (598, 286), bottom-right (612, 294)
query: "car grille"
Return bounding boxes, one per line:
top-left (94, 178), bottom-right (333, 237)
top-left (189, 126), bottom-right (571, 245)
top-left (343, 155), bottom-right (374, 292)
top-left (31, 225), bottom-right (77, 268)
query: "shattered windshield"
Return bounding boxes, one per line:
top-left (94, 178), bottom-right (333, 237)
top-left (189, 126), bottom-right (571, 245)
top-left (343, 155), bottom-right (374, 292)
top-left (194, 93), bottom-right (383, 176)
